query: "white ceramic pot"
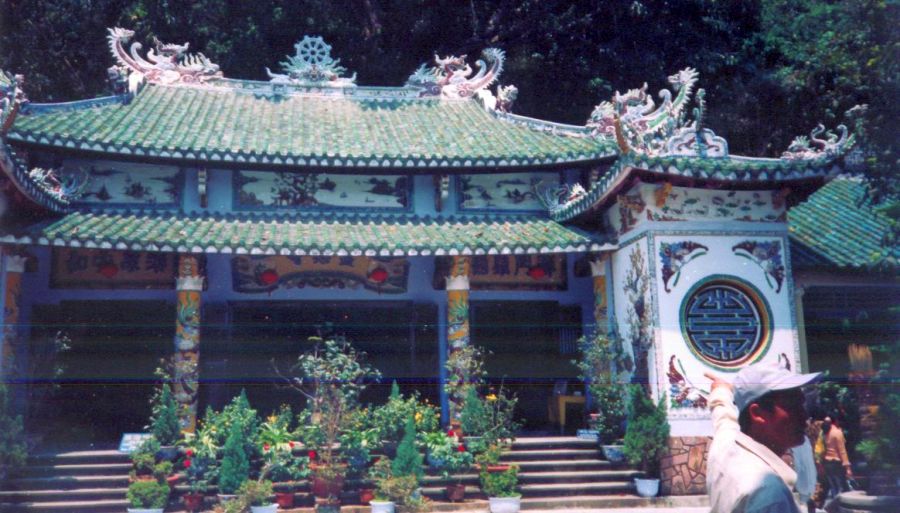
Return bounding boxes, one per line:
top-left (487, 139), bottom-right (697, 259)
top-left (249, 504), bottom-right (278, 513)
top-left (127, 509), bottom-right (164, 513)
top-left (369, 500), bottom-right (395, 513)
top-left (601, 444), bottom-right (625, 462)
top-left (488, 495), bottom-right (521, 513)
top-left (634, 477), bottom-right (660, 497)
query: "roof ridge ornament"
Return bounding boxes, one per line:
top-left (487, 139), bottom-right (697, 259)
top-left (587, 68), bottom-right (728, 158)
top-left (27, 166), bottom-right (90, 205)
top-left (266, 36), bottom-right (357, 87)
top-left (0, 70), bottom-right (27, 136)
top-left (107, 27), bottom-right (222, 85)
top-left (406, 48), bottom-right (505, 98)
top-left (781, 124), bottom-right (854, 161)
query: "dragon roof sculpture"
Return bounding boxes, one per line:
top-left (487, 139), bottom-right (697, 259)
top-left (266, 36), bottom-right (357, 87)
top-left (407, 48), bottom-right (505, 99)
top-left (107, 27), bottom-right (222, 85)
top-left (781, 124), bottom-right (854, 161)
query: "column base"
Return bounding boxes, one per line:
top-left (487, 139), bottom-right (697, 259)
top-left (659, 436), bottom-right (711, 496)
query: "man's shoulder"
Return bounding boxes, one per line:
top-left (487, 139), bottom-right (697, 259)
top-left (744, 472), bottom-right (798, 513)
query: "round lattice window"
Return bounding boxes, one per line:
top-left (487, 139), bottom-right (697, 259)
top-left (680, 277), bottom-right (772, 370)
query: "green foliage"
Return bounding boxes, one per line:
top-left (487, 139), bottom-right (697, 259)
top-left (219, 419), bottom-right (250, 495)
top-left (148, 375), bottom-right (180, 446)
top-left (259, 410), bottom-right (308, 485)
top-left (425, 431), bottom-right (472, 483)
top-left (238, 479), bottom-right (273, 506)
top-left (338, 408), bottom-right (377, 478)
top-left (130, 437), bottom-right (162, 478)
top-left (459, 385), bottom-right (520, 451)
top-left (856, 343), bottom-right (900, 472)
top-left (479, 465), bottom-right (519, 498)
top-left (126, 479), bottom-right (170, 509)
top-left (369, 457), bottom-right (419, 505)
top-left (370, 381), bottom-right (439, 447)
top-left (0, 382), bottom-right (27, 475)
top-left (574, 334), bottom-right (628, 442)
top-left (623, 388), bottom-right (670, 477)
top-left (201, 390), bottom-right (261, 459)
top-left (392, 415), bottom-right (423, 481)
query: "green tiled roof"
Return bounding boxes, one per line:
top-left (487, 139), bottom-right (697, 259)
top-left (788, 178), bottom-right (898, 269)
top-left (1, 211), bottom-right (608, 255)
top-left (551, 153), bottom-right (841, 222)
top-left (8, 83), bottom-right (615, 168)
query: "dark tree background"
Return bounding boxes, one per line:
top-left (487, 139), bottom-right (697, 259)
top-left (1, 0), bottom-right (896, 202)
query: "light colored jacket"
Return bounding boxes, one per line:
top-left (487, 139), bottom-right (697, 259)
top-left (792, 437), bottom-right (816, 503)
top-left (707, 386), bottom-right (800, 513)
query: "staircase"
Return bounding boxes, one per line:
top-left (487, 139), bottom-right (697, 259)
top-left (0, 449), bottom-right (131, 513)
top-left (0, 437), bottom-right (645, 512)
top-left (421, 436), bottom-right (645, 508)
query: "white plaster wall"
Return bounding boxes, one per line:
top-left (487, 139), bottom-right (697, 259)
top-left (650, 233), bottom-right (797, 436)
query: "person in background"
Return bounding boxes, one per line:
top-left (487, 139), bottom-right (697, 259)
top-left (821, 416), bottom-right (853, 499)
top-left (791, 421), bottom-right (817, 513)
top-left (705, 363), bottom-right (821, 513)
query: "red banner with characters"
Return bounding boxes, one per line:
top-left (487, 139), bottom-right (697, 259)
top-left (51, 248), bottom-right (179, 289)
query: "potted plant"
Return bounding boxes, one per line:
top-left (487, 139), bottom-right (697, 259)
top-left (338, 409), bottom-right (378, 504)
top-left (278, 336), bottom-right (380, 502)
top-left (258, 408), bottom-right (308, 508)
top-left (479, 464), bottom-right (521, 513)
top-left (574, 334), bottom-right (629, 460)
top-left (127, 479), bottom-right (170, 513)
top-left (218, 419), bottom-right (250, 500)
top-left (0, 381), bottom-right (26, 483)
top-left (426, 430), bottom-right (473, 502)
top-left (180, 445), bottom-right (213, 512)
top-left (622, 388), bottom-right (670, 497)
top-left (148, 361), bottom-right (181, 460)
top-left (238, 479), bottom-right (276, 513)
top-left (368, 458), bottom-right (430, 513)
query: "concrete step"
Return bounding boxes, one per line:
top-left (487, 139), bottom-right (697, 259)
top-left (0, 487), bottom-right (127, 503)
top-left (28, 450), bottom-right (129, 466)
top-left (501, 448), bottom-right (602, 461)
top-left (1, 474), bottom-right (129, 491)
top-left (510, 436), bottom-right (599, 450)
top-left (0, 498), bottom-right (127, 513)
top-left (520, 480), bottom-right (636, 496)
top-left (506, 459), bottom-right (623, 471)
top-left (16, 463), bottom-right (131, 477)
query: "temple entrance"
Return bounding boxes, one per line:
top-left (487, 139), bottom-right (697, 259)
top-left (28, 300), bottom-right (173, 445)
top-left (471, 301), bottom-right (583, 433)
top-left (204, 301), bottom-right (439, 417)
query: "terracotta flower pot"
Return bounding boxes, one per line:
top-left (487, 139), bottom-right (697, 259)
top-left (275, 491), bottom-right (295, 508)
top-left (182, 492), bottom-right (204, 512)
top-left (309, 463), bottom-right (347, 499)
top-left (358, 488), bottom-right (375, 504)
top-left (445, 482), bottom-right (466, 502)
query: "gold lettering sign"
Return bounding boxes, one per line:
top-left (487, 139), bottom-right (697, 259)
top-left (231, 256), bottom-right (409, 294)
top-left (434, 255), bottom-right (567, 291)
top-left (51, 248), bottom-right (178, 289)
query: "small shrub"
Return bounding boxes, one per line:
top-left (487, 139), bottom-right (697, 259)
top-left (369, 458), bottom-right (418, 503)
top-left (622, 388), bottom-right (669, 477)
top-left (148, 362), bottom-right (181, 446)
top-left (0, 381), bottom-right (26, 476)
top-left (238, 479), bottom-right (273, 506)
top-left (479, 465), bottom-right (519, 497)
top-left (219, 420), bottom-right (250, 494)
top-left (392, 414), bottom-right (424, 480)
top-left (126, 479), bottom-right (170, 508)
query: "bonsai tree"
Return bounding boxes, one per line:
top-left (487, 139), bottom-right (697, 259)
top-left (278, 336), bottom-right (380, 473)
top-left (148, 362), bottom-right (181, 446)
top-left (127, 479), bottom-right (170, 510)
top-left (0, 382), bottom-right (27, 480)
top-left (574, 333), bottom-right (628, 443)
top-left (238, 479), bottom-right (274, 507)
top-left (622, 388), bottom-right (670, 477)
top-left (479, 464), bottom-right (519, 497)
top-left (219, 419), bottom-right (250, 495)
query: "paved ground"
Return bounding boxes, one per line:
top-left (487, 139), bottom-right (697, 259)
top-left (520, 509), bottom-right (710, 513)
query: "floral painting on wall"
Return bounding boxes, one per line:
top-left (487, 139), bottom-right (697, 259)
top-left (457, 172), bottom-right (559, 212)
top-left (235, 171), bottom-right (410, 210)
top-left (65, 160), bottom-right (182, 206)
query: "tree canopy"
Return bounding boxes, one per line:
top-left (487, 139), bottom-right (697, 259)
top-left (1, 0), bottom-right (896, 199)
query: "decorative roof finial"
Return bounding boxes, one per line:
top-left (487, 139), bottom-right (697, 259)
top-left (266, 36), bottom-right (357, 87)
top-left (107, 27), bottom-right (222, 85)
top-left (406, 48), bottom-right (505, 99)
top-left (496, 84), bottom-right (518, 113)
top-left (781, 124), bottom-right (854, 161)
top-left (0, 71), bottom-right (27, 136)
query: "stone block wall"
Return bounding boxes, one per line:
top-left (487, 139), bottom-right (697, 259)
top-left (660, 436), bottom-right (711, 495)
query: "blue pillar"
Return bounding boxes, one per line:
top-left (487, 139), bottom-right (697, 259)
top-left (438, 295), bottom-right (448, 426)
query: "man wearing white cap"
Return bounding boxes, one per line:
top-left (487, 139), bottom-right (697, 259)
top-left (705, 363), bottom-right (821, 513)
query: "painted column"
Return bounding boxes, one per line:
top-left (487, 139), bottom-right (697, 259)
top-left (1, 253), bottom-right (26, 378)
top-left (590, 256), bottom-right (608, 334)
top-left (445, 255), bottom-right (470, 423)
top-left (174, 254), bottom-right (203, 433)
top-left (794, 285), bottom-right (810, 372)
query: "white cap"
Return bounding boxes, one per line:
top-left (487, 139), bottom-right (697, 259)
top-left (733, 362), bottom-right (821, 412)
